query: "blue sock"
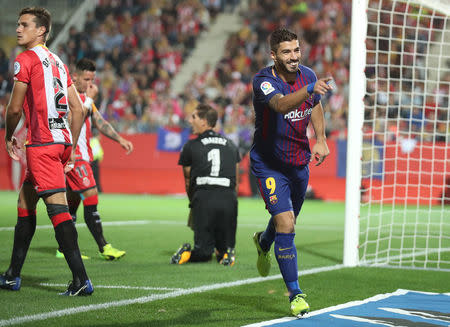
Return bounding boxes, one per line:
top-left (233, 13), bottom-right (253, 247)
top-left (260, 217), bottom-right (275, 252)
top-left (274, 232), bottom-right (302, 300)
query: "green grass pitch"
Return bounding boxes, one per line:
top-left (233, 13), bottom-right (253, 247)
top-left (0, 191), bottom-right (448, 326)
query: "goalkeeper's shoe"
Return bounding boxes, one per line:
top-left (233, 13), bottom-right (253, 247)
top-left (220, 248), bottom-right (236, 267)
top-left (171, 243), bottom-right (191, 264)
top-left (253, 231), bottom-right (271, 277)
top-left (59, 279), bottom-right (94, 296)
top-left (99, 244), bottom-right (126, 261)
top-left (56, 249), bottom-right (90, 260)
top-left (290, 293), bottom-right (310, 317)
top-left (0, 274), bottom-right (21, 291)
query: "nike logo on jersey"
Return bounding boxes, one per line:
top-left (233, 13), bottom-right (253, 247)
top-left (278, 247), bottom-right (293, 251)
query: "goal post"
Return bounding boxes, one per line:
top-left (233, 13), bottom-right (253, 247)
top-left (344, 0), bottom-right (450, 270)
top-left (344, 0), bottom-right (368, 267)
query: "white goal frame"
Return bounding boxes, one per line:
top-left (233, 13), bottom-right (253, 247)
top-left (344, 0), bottom-right (450, 269)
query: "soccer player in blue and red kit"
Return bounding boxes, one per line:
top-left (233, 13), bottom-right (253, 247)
top-left (251, 28), bottom-right (332, 316)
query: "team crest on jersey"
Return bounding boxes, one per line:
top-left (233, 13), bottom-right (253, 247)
top-left (83, 177), bottom-right (90, 187)
top-left (269, 194), bottom-right (278, 205)
top-left (260, 81), bottom-right (275, 95)
top-left (14, 62), bottom-right (20, 75)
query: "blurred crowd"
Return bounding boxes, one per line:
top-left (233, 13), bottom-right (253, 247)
top-left (364, 0), bottom-right (449, 144)
top-left (0, 0), bottom-right (448, 155)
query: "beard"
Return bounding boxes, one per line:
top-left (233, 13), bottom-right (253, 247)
top-left (284, 60), bottom-right (299, 73)
top-left (275, 60), bottom-right (299, 75)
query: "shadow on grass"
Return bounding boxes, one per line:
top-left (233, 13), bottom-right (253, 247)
top-left (87, 299), bottom-right (282, 327)
top-left (297, 239), bottom-right (342, 263)
top-left (30, 246), bottom-right (58, 256)
top-left (213, 293), bottom-right (285, 315)
top-left (18, 274), bottom-right (55, 293)
top-left (163, 249), bottom-right (178, 257)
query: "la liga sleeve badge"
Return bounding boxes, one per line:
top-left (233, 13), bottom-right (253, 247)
top-left (260, 81), bottom-right (275, 95)
top-left (14, 61), bottom-right (21, 75)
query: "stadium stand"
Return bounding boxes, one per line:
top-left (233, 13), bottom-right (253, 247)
top-left (0, 0), bottom-right (447, 200)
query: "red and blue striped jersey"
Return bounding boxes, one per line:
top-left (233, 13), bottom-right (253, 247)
top-left (251, 65), bottom-right (320, 167)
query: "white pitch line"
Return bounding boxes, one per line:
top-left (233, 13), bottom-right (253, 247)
top-left (0, 220), bottom-right (152, 232)
top-left (0, 264), bottom-right (344, 327)
top-left (39, 283), bottom-right (184, 291)
top-left (0, 220), bottom-right (342, 232)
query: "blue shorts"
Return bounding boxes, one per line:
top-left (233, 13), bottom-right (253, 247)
top-left (250, 151), bottom-right (309, 217)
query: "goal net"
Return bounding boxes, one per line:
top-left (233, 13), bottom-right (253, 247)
top-left (345, 0), bottom-right (450, 270)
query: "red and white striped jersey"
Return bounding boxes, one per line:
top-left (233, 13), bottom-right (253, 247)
top-left (13, 44), bottom-right (73, 146)
top-left (75, 92), bottom-right (96, 162)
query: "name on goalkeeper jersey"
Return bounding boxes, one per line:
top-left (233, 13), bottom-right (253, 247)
top-left (201, 137), bottom-right (227, 146)
top-left (284, 107), bottom-right (313, 122)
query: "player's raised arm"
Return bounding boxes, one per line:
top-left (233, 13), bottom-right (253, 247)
top-left (268, 77), bottom-right (333, 114)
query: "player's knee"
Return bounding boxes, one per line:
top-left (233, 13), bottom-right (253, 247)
top-left (46, 203), bottom-right (72, 227)
top-left (17, 186), bottom-right (38, 209)
top-left (274, 213), bottom-right (295, 233)
top-left (83, 194), bottom-right (98, 206)
top-left (67, 193), bottom-right (81, 213)
top-left (276, 226), bottom-right (295, 233)
top-left (46, 203), bottom-right (69, 217)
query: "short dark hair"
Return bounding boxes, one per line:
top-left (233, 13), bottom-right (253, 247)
top-left (269, 28), bottom-right (298, 52)
top-left (19, 7), bottom-right (51, 40)
top-left (196, 104), bottom-right (218, 128)
top-left (75, 58), bottom-right (96, 73)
